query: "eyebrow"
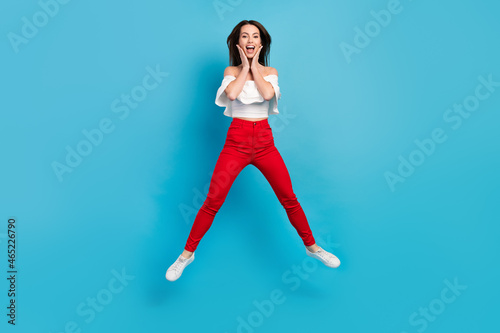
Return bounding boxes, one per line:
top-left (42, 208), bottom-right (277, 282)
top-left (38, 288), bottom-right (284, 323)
top-left (241, 32), bottom-right (259, 35)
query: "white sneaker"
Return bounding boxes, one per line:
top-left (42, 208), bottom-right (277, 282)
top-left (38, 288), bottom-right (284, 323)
top-left (166, 253), bottom-right (195, 281)
top-left (306, 246), bottom-right (340, 268)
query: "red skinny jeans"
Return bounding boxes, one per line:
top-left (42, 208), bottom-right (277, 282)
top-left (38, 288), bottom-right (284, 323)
top-left (184, 118), bottom-right (316, 252)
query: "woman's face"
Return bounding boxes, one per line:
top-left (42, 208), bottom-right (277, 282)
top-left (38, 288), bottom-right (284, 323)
top-left (238, 24), bottom-right (261, 58)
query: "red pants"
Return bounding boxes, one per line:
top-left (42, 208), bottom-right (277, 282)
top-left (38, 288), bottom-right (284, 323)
top-left (184, 118), bottom-right (316, 252)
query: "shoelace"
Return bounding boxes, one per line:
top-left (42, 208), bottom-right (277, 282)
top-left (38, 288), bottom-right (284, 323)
top-left (170, 257), bottom-right (187, 273)
top-left (315, 249), bottom-right (327, 259)
top-left (314, 249), bottom-right (337, 262)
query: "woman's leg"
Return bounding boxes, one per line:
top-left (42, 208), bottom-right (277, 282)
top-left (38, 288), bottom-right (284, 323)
top-left (184, 149), bottom-right (249, 253)
top-left (252, 147), bottom-right (316, 246)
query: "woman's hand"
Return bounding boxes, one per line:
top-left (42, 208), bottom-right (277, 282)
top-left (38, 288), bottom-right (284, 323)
top-left (236, 44), bottom-right (249, 69)
top-left (251, 45), bottom-right (263, 70)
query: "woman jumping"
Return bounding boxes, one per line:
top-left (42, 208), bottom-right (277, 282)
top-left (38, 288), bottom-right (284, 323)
top-left (166, 20), bottom-right (341, 281)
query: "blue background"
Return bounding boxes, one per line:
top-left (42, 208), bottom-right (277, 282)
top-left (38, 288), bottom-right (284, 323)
top-left (1, 0), bottom-right (499, 332)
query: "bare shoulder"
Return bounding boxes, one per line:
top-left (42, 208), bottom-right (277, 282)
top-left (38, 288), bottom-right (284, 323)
top-left (266, 67), bottom-right (278, 76)
top-left (223, 66), bottom-right (238, 77)
top-left (223, 65), bottom-right (277, 77)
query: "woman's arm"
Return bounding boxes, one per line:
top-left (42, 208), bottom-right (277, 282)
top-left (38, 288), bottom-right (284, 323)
top-left (252, 67), bottom-right (278, 101)
top-left (224, 45), bottom-right (251, 101)
top-left (224, 65), bottom-right (249, 101)
top-left (251, 46), bottom-right (277, 101)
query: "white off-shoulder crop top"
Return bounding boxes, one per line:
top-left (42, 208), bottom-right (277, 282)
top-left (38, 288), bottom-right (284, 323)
top-left (215, 74), bottom-right (281, 118)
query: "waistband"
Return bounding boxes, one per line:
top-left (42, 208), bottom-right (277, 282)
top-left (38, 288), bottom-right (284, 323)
top-left (231, 117), bottom-right (269, 128)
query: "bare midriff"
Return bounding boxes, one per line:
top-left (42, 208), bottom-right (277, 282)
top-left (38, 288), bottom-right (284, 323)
top-left (233, 117), bottom-right (268, 121)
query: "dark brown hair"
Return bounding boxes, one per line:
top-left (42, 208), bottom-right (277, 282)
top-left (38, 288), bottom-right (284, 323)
top-left (226, 20), bottom-right (272, 66)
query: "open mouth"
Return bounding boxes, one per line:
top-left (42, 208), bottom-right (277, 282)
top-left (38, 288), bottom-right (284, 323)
top-left (246, 45), bottom-right (255, 53)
